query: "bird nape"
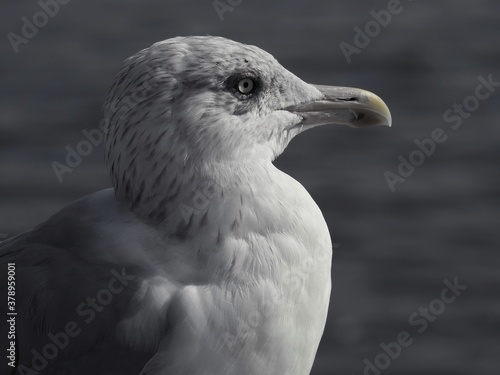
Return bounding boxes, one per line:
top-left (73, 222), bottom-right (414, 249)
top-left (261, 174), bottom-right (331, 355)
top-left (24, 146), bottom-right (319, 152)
top-left (0, 36), bottom-right (391, 375)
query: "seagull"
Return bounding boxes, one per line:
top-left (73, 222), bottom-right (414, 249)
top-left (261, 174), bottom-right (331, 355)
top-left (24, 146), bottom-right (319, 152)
top-left (1, 36), bottom-right (391, 375)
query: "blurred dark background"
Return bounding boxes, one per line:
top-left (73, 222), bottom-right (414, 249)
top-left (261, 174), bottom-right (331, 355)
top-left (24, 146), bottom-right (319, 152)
top-left (1, 1), bottom-right (499, 374)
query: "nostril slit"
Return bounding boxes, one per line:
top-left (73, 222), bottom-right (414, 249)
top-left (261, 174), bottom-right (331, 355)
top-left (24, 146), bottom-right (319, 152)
top-left (338, 97), bottom-right (358, 102)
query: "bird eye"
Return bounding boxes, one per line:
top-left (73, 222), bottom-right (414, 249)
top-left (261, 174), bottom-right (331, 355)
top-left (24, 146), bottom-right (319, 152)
top-left (237, 78), bottom-right (255, 95)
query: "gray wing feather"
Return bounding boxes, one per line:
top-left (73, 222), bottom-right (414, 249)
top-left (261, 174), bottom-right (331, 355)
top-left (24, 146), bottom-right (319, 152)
top-left (0, 199), bottom-right (158, 375)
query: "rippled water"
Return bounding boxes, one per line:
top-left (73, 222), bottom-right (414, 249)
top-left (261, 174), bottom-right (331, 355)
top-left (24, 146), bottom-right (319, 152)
top-left (1, 1), bottom-right (499, 374)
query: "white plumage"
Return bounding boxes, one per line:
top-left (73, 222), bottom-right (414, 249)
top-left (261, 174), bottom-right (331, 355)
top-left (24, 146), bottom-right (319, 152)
top-left (0, 36), bottom-right (391, 375)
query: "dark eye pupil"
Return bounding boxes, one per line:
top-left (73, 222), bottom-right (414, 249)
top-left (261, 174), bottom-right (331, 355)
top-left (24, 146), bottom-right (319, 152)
top-left (229, 76), bottom-right (257, 98)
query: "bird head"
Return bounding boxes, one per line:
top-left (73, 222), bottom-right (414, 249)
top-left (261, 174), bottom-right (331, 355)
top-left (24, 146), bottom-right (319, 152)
top-left (103, 36), bottom-right (391, 216)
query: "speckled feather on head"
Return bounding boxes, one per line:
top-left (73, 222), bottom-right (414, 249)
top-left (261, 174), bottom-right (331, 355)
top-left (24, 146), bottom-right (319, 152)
top-left (103, 36), bottom-right (323, 227)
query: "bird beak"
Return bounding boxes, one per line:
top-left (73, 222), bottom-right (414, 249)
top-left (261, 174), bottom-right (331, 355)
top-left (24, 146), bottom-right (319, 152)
top-left (284, 85), bottom-right (392, 128)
